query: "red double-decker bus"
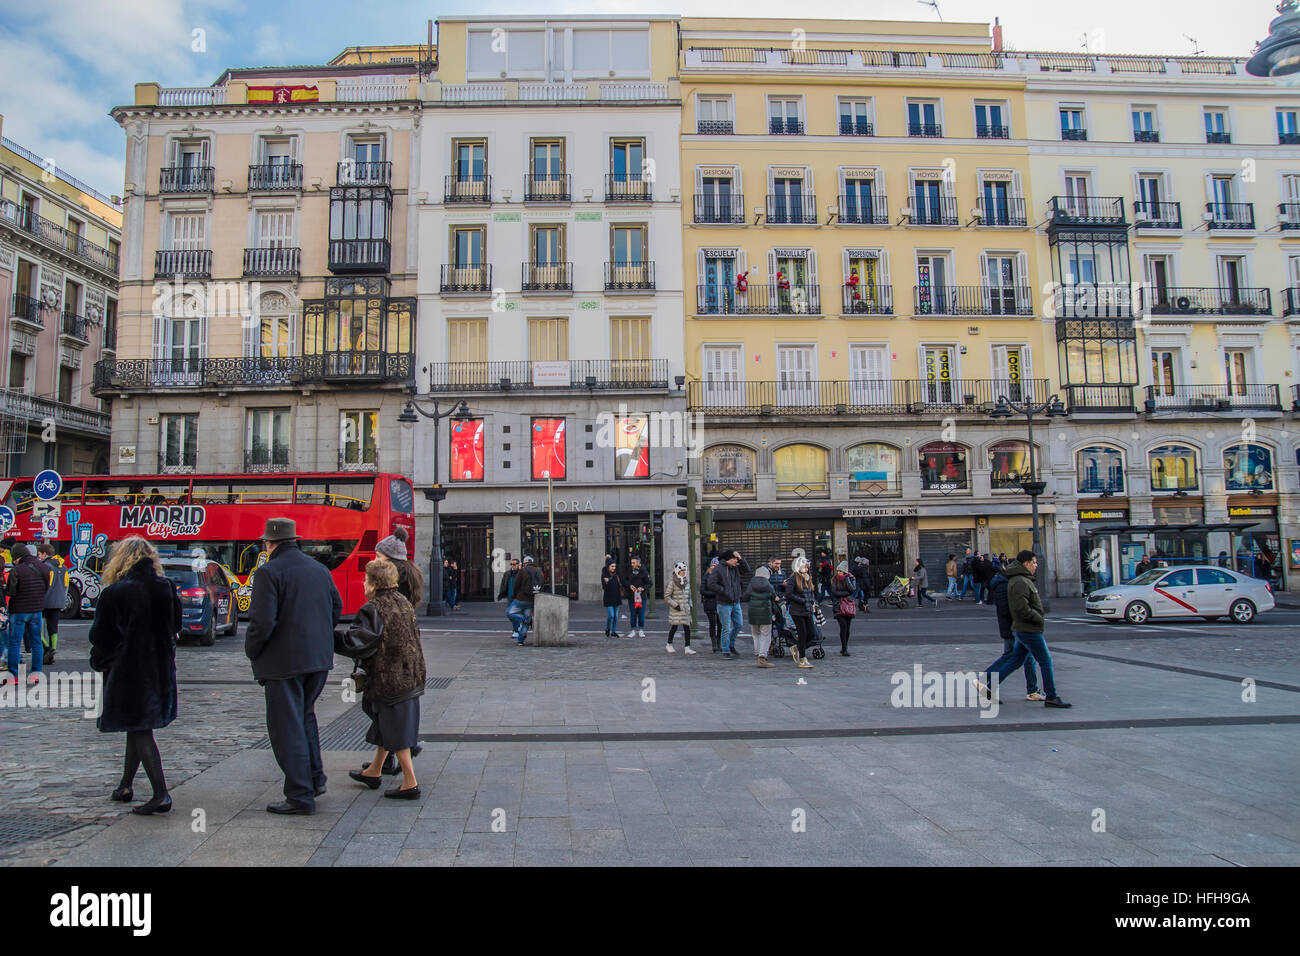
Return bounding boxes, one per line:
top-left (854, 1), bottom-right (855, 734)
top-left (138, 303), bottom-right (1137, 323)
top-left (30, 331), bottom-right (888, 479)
top-left (0, 472), bottom-right (414, 617)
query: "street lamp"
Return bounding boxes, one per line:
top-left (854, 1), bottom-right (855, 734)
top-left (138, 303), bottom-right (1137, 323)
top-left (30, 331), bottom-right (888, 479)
top-left (989, 393), bottom-right (1067, 606)
top-left (1247, 1), bottom-right (1300, 77)
top-left (397, 396), bottom-right (471, 616)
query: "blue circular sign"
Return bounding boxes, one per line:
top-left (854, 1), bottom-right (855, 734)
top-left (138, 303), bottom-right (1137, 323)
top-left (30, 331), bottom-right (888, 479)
top-left (0, 505), bottom-right (14, 533)
top-left (34, 470), bottom-right (62, 501)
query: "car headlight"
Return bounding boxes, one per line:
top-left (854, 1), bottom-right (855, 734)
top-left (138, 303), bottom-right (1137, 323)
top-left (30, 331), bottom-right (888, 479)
top-left (1094, 593), bottom-right (1121, 601)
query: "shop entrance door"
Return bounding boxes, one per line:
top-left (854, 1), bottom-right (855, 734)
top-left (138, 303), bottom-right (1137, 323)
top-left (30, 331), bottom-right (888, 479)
top-left (441, 522), bottom-right (494, 601)
top-left (605, 521), bottom-right (664, 597)
top-left (847, 533), bottom-right (903, 595)
top-left (522, 520), bottom-right (579, 599)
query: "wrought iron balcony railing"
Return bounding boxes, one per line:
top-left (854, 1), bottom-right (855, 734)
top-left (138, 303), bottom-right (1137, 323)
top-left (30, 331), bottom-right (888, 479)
top-left (328, 239), bottom-right (389, 273)
top-left (976, 196), bottom-right (1027, 226)
top-left (1049, 196), bottom-right (1126, 225)
top-left (839, 118), bottom-right (874, 136)
top-left (92, 354), bottom-right (415, 393)
top-left (686, 378), bottom-right (1051, 415)
top-left (1279, 202), bottom-right (1300, 229)
top-left (841, 285), bottom-right (894, 314)
top-left (976, 124), bottom-right (1011, 139)
top-left (60, 311), bottom-right (89, 342)
top-left (694, 193), bottom-right (747, 224)
top-left (1283, 287), bottom-right (1300, 316)
top-left (1206, 202), bottom-right (1255, 230)
top-left (769, 118), bottom-right (804, 135)
top-left (1206, 131), bottom-right (1232, 144)
top-left (445, 174), bottom-right (491, 203)
top-left (1133, 200), bottom-right (1182, 228)
top-left (766, 194), bottom-right (819, 224)
top-left (604, 261), bottom-right (655, 291)
top-left (524, 173), bottom-right (571, 201)
top-left (605, 174), bottom-right (652, 201)
top-left (907, 196), bottom-right (960, 226)
top-left (424, 359), bottom-right (669, 392)
top-left (695, 284), bottom-right (822, 315)
top-left (1061, 127), bottom-right (1088, 141)
top-left (1064, 385), bottom-right (1136, 413)
top-left (696, 120), bottom-right (734, 134)
top-left (10, 293), bottom-right (44, 326)
top-left (154, 249), bottom-right (212, 278)
top-left (0, 387), bottom-right (110, 436)
top-left (1145, 384), bottom-right (1281, 413)
top-left (908, 123), bottom-right (943, 137)
top-left (243, 246), bottom-right (301, 276)
top-left (1139, 286), bottom-right (1271, 316)
top-left (337, 160), bottom-right (391, 186)
top-left (1280, 132), bottom-right (1300, 145)
top-left (913, 285), bottom-right (1034, 316)
top-left (0, 200), bottom-right (120, 273)
top-left (243, 452), bottom-right (291, 474)
top-left (838, 193), bottom-right (889, 225)
top-left (521, 261), bottom-right (573, 292)
top-left (248, 163), bottom-right (303, 190)
top-left (1134, 129), bottom-right (1160, 143)
top-left (440, 264), bottom-right (492, 293)
top-left (159, 166), bottom-right (214, 193)
top-left (1053, 284), bottom-right (1137, 319)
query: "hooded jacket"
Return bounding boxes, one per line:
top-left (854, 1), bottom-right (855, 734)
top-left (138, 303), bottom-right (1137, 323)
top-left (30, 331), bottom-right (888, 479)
top-left (745, 570), bottom-right (775, 626)
top-left (664, 572), bottom-right (691, 626)
top-left (706, 557), bottom-right (750, 605)
top-left (1006, 563), bottom-right (1045, 634)
top-left (988, 570), bottom-right (1013, 641)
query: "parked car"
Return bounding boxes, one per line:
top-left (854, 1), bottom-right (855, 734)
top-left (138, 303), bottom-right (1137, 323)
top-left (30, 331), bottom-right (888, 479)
top-left (1085, 565), bottom-right (1274, 625)
top-left (161, 557), bottom-right (239, 645)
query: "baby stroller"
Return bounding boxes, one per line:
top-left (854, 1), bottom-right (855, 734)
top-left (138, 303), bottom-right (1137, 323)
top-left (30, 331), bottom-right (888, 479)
top-left (769, 593), bottom-right (826, 660)
top-left (878, 575), bottom-right (912, 609)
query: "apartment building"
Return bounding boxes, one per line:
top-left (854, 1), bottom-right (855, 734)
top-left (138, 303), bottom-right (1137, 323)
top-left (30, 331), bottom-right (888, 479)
top-left (96, 48), bottom-right (422, 480)
top-left (413, 16), bottom-right (686, 602)
top-left (0, 114), bottom-right (119, 476)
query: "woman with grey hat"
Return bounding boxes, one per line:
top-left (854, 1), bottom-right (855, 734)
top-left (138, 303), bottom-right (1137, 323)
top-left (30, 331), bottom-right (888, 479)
top-left (374, 527), bottom-right (424, 610)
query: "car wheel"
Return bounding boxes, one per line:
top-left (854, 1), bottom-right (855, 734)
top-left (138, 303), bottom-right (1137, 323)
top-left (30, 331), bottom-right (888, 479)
top-left (61, 582), bottom-right (82, 620)
top-left (1229, 599), bottom-right (1256, 625)
top-left (1124, 601), bottom-right (1151, 625)
top-left (199, 613), bottom-right (216, 646)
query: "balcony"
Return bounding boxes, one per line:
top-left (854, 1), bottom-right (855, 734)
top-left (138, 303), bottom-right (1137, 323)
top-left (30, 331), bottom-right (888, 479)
top-left (159, 166), bottom-right (214, 193)
top-left (913, 285), bottom-right (1034, 316)
top-left (694, 194), bottom-right (746, 224)
top-left (908, 123), bottom-right (943, 137)
top-left (605, 175), bottom-right (652, 202)
top-left (695, 284), bottom-right (822, 315)
top-left (696, 120), bottom-right (734, 134)
top-left (154, 249), bottom-right (212, 278)
top-left (906, 196), bottom-right (960, 226)
top-left (765, 194), bottom-right (818, 225)
top-left (841, 285), bottom-right (894, 315)
top-left (1134, 129), bottom-right (1160, 143)
top-left (1140, 286), bottom-right (1271, 316)
top-left (1054, 285), bottom-right (1137, 319)
top-left (1145, 384), bottom-right (1282, 413)
top-left (976, 125), bottom-right (1011, 139)
top-left (1206, 202), bottom-right (1255, 230)
top-left (1133, 200), bottom-right (1182, 229)
top-left (10, 293), bottom-right (44, 327)
top-left (1207, 131), bottom-right (1232, 144)
top-left (60, 311), bottom-right (90, 343)
top-left (102, 322), bottom-right (117, 352)
top-left (248, 163), bottom-right (303, 190)
top-left (0, 200), bottom-right (120, 274)
top-left (604, 262), bottom-right (655, 291)
top-left (1280, 132), bottom-right (1300, 145)
top-left (1284, 288), bottom-right (1300, 317)
top-left (0, 387), bottom-right (110, 437)
top-left (328, 239), bottom-right (389, 274)
top-left (838, 193), bottom-right (889, 225)
top-left (92, 354), bottom-right (414, 393)
top-left (1064, 385), bottom-right (1136, 413)
top-left (524, 173), bottom-right (571, 202)
top-left (521, 261), bottom-right (573, 292)
top-left (1279, 202), bottom-right (1300, 232)
top-left (440, 264), bottom-right (492, 293)
top-left (839, 118), bottom-right (874, 136)
top-left (337, 160), bottom-right (391, 186)
top-left (1060, 128), bottom-right (1088, 141)
top-left (445, 175), bottom-right (491, 204)
top-left (1049, 196), bottom-right (1126, 226)
top-left (424, 359), bottom-right (669, 392)
top-left (243, 247), bottom-right (301, 277)
top-left (976, 196), bottom-right (1027, 227)
top-left (243, 452), bottom-right (291, 474)
top-left (768, 118), bottom-right (804, 135)
top-left (686, 378), bottom-right (1051, 416)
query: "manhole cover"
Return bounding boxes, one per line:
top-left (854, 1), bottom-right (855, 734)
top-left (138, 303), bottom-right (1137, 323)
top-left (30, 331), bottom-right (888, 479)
top-left (0, 815), bottom-right (88, 848)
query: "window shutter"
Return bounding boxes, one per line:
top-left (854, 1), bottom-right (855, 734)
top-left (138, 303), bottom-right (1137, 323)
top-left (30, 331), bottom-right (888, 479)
top-left (1021, 346), bottom-right (1033, 386)
top-left (694, 165), bottom-right (704, 191)
top-left (878, 250), bottom-right (891, 288)
top-left (1016, 251), bottom-right (1029, 287)
top-left (242, 311), bottom-right (256, 357)
top-left (841, 248), bottom-right (851, 279)
top-left (200, 139), bottom-right (209, 165)
top-left (808, 250), bottom-right (819, 284)
top-left (199, 312), bottom-right (208, 359)
top-left (152, 312), bottom-right (166, 361)
top-left (766, 249), bottom-right (777, 285)
top-left (696, 248), bottom-right (706, 281)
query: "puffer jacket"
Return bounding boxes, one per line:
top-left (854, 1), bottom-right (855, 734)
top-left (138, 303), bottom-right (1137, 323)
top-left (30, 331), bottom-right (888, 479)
top-left (5, 555), bottom-right (49, 614)
top-left (745, 574), bottom-right (774, 626)
top-left (664, 574), bottom-right (691, 626)
top-left (784, 575), bottom-right (815, 619)
top-left (706, 558), bottom-right (749, 605)
top-left (1006, 563), bottom-right (1045, 634)
top-left (362, 588), bottom-right (426, 706)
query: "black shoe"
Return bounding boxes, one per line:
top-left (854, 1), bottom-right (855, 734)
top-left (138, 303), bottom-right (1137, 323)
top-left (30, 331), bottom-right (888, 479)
top-left (266, 800), bottom-right (315, 815)
top-left (1044, 696), bottom-right (1073, 708)
top-left (349, 769), bottom-right (383, 789)
top-left (110, 786), bottom-right (133, 803)
top-left (315, 785), bottom-right (327, 797)
top-left (384, 785), bottom-right (421, 800)
top-left (132, 793), bottom-right (172, 815)
top-left (841, 650), bottom-right (851, 656)
top-left (43, 651), bottom-right (55, 664)
top-left (411, 744), bottom-right (422, 759)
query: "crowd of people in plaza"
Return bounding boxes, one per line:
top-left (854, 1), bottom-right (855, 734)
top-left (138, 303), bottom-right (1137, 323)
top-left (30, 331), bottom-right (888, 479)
top-left (0, 536), bottom-right (70, 681)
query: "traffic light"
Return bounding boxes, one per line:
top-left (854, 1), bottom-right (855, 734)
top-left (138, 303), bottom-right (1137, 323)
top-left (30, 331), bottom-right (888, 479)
top-left (675, 485), bottom-right (696, 522)
top-left (652, 514), bottom-right (663, 534)
top-left (640, 522), bottom-right (650, 541)
top-left (700, 504), bottom-right (715, 540)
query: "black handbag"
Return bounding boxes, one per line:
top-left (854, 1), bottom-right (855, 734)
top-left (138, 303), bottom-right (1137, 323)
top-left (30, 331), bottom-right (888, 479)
top-left (334, 602), bottom-right (384, 661)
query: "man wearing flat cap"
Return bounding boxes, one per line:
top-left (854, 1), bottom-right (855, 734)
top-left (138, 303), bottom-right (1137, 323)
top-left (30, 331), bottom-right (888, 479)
top-left (245, 518), bottom-right (343, 815)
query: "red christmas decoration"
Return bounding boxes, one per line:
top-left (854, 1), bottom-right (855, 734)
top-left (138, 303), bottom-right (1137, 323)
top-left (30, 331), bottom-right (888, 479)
top-left (736, 269), bottom-right (749, 292)
top-left (776, 270), bottom-right (791, 291)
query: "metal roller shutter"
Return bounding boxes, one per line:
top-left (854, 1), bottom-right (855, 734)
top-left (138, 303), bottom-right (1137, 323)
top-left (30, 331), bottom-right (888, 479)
top-left (918, 530), bottom-right (974, 580)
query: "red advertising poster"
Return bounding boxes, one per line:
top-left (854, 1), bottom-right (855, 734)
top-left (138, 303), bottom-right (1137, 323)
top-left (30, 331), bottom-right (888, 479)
top-left (615, 416), bottom-right (650, 479)
top-left (450, 419), bottom-right (484, 481)
top-left (531, 418), bottom-right (566, 480)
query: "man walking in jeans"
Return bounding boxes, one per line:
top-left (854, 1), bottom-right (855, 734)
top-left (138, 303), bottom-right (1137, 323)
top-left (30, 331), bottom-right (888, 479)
top-left (986, 560), bottom-right (1043, 701)
top-left (707, 549), bottom-right (749, 659)
top-left (978, 551), bottom-right (1070, 708)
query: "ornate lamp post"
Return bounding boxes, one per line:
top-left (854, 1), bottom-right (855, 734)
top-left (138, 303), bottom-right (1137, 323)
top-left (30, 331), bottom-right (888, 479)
top-left (1247, 1), bottom-right (1300, 77)
top-left (989, 393), bottom-right (1068, 607)
top-left (397, 397), bottom-right (471, 616)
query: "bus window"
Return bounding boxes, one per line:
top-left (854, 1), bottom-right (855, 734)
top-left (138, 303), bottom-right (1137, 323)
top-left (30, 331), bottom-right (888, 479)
top-left (389, 479), bottom-right (413, 513)
top-left (236, 542), bottom-right (264, 576)
top-left (296, 480), bottom-right (372, 510)
top-left (191, 483), bottom-right (236, 506)
top-left (82, 482), bottom-right (139, 506)
top-left (238, 481), bottom-right (293, 505)
top-left (301, 539), bottom-right (357, 571)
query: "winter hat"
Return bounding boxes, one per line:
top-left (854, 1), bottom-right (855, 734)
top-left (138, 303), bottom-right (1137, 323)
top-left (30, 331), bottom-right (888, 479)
top-left (522, 556), bottom-right (535, 565)
top-left (754, 566), bottom-right (770, 579)
top-left (836, 560), bottom-right (849, 573)
top-left (792, 556), bottom-right (810, 573)
top-left (708, 556), bottom-right (719, 567)
top-left (10, 543), bottom-right (30, 560)
top-left (392, 526), bottom-right (409, 543)
top-left (673, 561), bottom-right (687, 572)
top-left (376, 535), bottom-right (406, 560)
top-left (719, 549), bottom-right (737, 561)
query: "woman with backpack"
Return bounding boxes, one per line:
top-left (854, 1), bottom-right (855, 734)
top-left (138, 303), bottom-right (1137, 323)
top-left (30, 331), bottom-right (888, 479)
top-left (601, 560), bottom-right (623, 638)
top-left (830, 560), bottom-right (858, 656)
top-left (782, 557), bottom-right (816, 669)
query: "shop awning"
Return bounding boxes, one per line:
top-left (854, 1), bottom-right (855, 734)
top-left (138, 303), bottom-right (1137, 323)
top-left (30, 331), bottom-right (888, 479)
top-left (1087, 522), bottom-right (1252, 534)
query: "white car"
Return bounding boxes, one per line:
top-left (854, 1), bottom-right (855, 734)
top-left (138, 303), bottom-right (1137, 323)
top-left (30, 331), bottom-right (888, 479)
top-left (1085, 565), bottom-right (1274, 625)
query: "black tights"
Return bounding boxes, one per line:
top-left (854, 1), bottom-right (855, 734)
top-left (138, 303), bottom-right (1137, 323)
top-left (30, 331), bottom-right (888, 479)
top-left (120, 729), bottom-right (167, 798)
top-left (793, 616), bottom-right (815, 657)
top-left (836, 615), bottom-right (851, 652)
top-left (667, 625), bottom-right (691, 646)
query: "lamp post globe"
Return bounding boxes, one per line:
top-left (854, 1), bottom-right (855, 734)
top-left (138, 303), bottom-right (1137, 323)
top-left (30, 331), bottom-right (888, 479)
top-left (1247, 1), bottom-right (1300, 78)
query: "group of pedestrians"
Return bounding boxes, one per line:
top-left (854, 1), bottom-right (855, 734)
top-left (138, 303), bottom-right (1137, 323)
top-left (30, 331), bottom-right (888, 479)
top-left (944, 548), bottom-right (1009, 604)
top-left (0, 538), bottom-right (70, 683)
top-left (599, 555), bottom-right (653, 639)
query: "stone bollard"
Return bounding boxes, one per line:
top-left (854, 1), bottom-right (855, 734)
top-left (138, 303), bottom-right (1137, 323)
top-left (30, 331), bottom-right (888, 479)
top-left (533, 593), bottom-right (570, 646)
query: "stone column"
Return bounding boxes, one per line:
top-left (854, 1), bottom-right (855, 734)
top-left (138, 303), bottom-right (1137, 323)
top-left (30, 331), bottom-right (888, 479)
top-left (577, 511), bottom-right (606, 603)
top-left (492, 514), bottom-right (521, 600)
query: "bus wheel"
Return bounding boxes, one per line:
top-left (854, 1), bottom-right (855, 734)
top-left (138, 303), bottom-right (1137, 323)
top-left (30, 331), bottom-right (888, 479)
top-left (62, 583), bottom-right (82, 620)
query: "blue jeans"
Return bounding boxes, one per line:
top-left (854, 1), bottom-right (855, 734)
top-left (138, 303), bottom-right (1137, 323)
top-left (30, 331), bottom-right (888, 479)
top-left (985, 637), bottom-right (1039, 694)
top-left (627, 597), bottom-right (646, 630)
top-left (960, 574), bottom-right (974, 599)
top-left (444, 585), bottom-right (458, 609)
top-left (946, 576), bottom-right (958, 596)
top-left (987, 631), bottom-right (1056, 699)
top-left (6, 612), bottom-right (43, 674)
top-left (605, 605), bottom-right (619, 633)
top-left (506, 600), bottom-right (532, 641)
top-left (974, 581), bottom-right (986, 604)
top-left (717, 602), bottom-right (743, 653)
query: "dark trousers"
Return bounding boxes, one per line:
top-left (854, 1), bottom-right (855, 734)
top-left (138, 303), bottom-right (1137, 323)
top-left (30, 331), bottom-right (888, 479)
top-left (836, 614), bottom-right (852, 652)
top-left (792, 616), bottom-right (815, 657)
top-left (704, 607), bottom-right (721, 649)
top-left (987, 632), bottom-right (1057, 699)
top-left (263, 670), bottom-right (329, 808)
top-left (667, 624), bottom-right (691, 646)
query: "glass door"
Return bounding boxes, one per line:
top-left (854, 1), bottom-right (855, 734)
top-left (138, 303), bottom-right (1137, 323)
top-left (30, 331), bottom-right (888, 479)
top-left (916, 255), bottom-right (948, 314)
top-left (923, 346), bottom-right (956, 404)
top-left (703, 256), bottom-right (736, 313)
top-left (700, 176), bottom-right (733, 223)
top-left (702, 346), bottom-right (742, 407)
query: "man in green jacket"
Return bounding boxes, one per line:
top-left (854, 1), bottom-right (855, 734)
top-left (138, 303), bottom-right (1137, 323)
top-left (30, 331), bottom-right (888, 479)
top-left (979, 551), bottom-right (1071, 708)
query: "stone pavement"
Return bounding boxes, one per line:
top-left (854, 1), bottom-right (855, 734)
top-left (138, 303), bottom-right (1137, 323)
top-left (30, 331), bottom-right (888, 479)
top-left (3, 600), bottom-right (1298, 866)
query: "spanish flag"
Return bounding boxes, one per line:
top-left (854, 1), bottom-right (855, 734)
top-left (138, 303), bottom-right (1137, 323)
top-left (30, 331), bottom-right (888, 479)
top-left (247, 85), bottom-right (319, 104)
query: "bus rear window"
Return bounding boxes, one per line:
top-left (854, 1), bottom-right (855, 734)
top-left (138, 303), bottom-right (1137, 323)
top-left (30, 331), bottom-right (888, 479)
top-left (389, 479), bottom-right (413, 514)
top-left (301, 539), bottom-right (357, 571)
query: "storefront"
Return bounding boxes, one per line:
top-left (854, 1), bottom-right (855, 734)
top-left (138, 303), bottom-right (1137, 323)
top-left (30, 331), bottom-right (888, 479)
top-left (712, 515), bottom-right (834, 584)
top-left (605, 518), bottom-right (665, 597)
top-left (1227, 503), bottom-right (1281, 585)
top-left (522, 518), bottom-right (579, 599)
top-left (1151, 501), bottom-right (1207, 562)
top-left (845, 509), bottom-right (907, 593)
top-left (1076, 507), bottom-right (1130, 592)
top-left (441, 519), bottom-right (495, 601)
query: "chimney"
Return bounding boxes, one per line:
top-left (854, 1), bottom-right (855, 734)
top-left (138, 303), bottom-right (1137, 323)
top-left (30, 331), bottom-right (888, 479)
top-left (993, 17), bottom-right (1003, 53)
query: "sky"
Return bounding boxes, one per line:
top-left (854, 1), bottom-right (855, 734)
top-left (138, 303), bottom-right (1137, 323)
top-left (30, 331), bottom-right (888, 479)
top-left (0, 0), bottom-right (1287, 198)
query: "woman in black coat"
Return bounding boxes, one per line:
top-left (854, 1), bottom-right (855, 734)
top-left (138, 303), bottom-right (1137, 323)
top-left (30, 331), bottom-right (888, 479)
top-left (783, 558), bottom-right (817, 669)
top-left (601, 561), bottom-right (624, 637)
top-left (88, 537), bottom-right (183, 815)
top-left (700, 557), bottom-right (721, 652)
top-left (829, 561), bottom-right (857, 657)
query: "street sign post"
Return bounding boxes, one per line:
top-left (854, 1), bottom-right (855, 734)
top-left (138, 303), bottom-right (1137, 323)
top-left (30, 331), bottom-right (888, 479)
top-left (34, 470), bottom-right (62, 501)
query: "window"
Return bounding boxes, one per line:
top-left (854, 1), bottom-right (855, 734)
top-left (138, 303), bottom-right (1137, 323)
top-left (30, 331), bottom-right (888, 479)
top-left (171, 139), bottom-right (210, 188)
top-left (103, 298), bottom-right (118, 350)
top-left (170, 213), bottom-right (204, 250)
top-left (452, 227), bottom-right (485, 267)
top-left (450, 418), bottom-right (485, 481)
top-left (701, 345), bottom-right (742, 406)
top-left (1224, 349), bottom-right (1252, 394)
top-left (918, 443), bottom-right (968, 491)
top-left (846, 443), bottom-right (899, 493)
top-left (992, 344), bottom-right (1031, 402)
top-left (531, 418), bottom-right (566, 480)
top-left (448, 318), bottom-right (487, 365)
top-left (1159, 569), bottom-right (1196, 588)
top-left (610, 316), bottom-right (650, 380)
top-left (844, 253), bottom-right (888, 313)
top-left (1278, 109), bottom-right (1300, 144)
top-left (255, 209), bottom-right (294, 249)
top-left (697, 170), bottom-right (737, 223)
top-left (776, 345), bottom-right (817, 406)
top-left (1060, 106), bottom-right (1086, 140)
top-left (8, 353), bottom-right (26, 391)
top-left (1076, 445), bottom-right (1125, 495)
top-left (452, 139), bottom-right (487, 182)
top-left (1223, 443), bottom-right (1273, 491)
top-left (849, 344), bottom-right (890, 403)
top-left (610, 224), bottom-right (647, 282)
top-left (908, 100), bottom-right (941, 136)
top-left (1132, 107), bottom-right (1158, 142)
top-left (697, 96), bottom-right (733, 134)
top-left (1150, 349), bottom-right (1179, 395)
top-left (248, 291), bottom-right (294, 359)
top-left (1135, 174), bottom-right (1173, 225)
top-left (528, 317), bottom-right (568, 361)
top-left (980, 175), bottom-right (1019, 225)
top-left (615, 416), bottom-right (650, 479)
top-left (1149, 445), bottom-right (1199, 491)
top-left (530, 224), bottom-right (565, 266)
top-left (161, 414), bottom-right (198, 470)
top-left (774, 444), bottom-right (828, 497)
top-left (329, 186), bottom-right (389, 241)
top-left (916, 255), bottom-right (952, 314)
top-left (699, 252), bottom-right (739, 312)
top-left (529, 138), bottom-right (567, 198)
top-left (911, 176), bottom-right (953, 225)
top-left (610, 138), bottom-right (645, 184)
top-left (246, 408), bottom-right (290, 469)
top-left (839, 98), bottom-right (872, 135)
top-left (702, 444), bottom-right (755, 496)
top-left (345, 137), bottom-right (385, 182)
top-left (340, 411), bottom-right (378, 468)
top-left (982, 253), bottom-right (1025, 315)
top-left (974, 101), bottom-right (1008, 138)
top-left (1198, 568), bottom-right (1236, 586)
top-left (58, 366), bottom-right (74, 405)
top-left (768, 97), bottom-right (803, 134)
top-left (769, 172), bottom-right (810, 224)
top-left (988, 440), bottom-right (1032, 490)
top-left (1205, 109), bottom-right (1230, 143)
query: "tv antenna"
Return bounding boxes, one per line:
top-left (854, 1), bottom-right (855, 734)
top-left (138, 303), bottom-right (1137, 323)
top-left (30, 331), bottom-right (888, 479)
top-left (1184, 34), bottom-right (1204, 56)
top-left (917, 0), bottom-right (943, 21)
